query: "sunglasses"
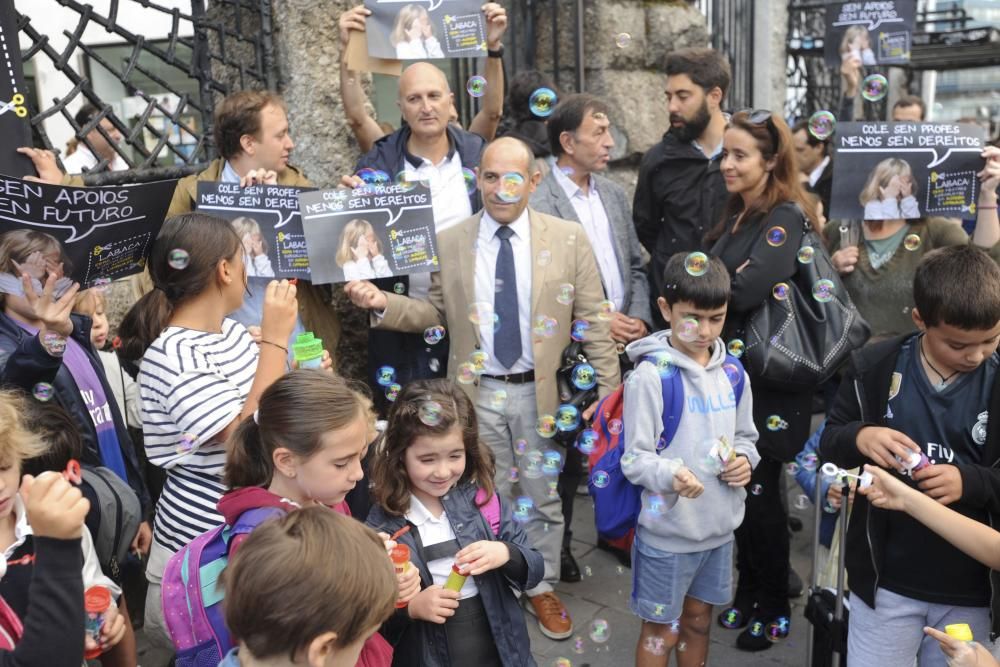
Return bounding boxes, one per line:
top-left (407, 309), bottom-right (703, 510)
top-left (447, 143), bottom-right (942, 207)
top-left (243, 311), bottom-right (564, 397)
top-left (737, 108), bottom-right (779, 151)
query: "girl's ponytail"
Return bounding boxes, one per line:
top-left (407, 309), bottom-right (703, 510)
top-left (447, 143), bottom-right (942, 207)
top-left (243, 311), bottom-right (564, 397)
top-left (224, 415), bottom-right (274, 488)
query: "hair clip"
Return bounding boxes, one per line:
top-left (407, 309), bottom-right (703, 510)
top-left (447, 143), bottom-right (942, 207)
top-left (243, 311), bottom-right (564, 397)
top-left (62, 459), bottom-right (82, 485)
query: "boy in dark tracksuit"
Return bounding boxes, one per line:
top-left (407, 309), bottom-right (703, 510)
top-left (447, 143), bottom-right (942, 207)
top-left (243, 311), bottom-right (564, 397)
top-left (821, 246), bottom-right (1000, 665)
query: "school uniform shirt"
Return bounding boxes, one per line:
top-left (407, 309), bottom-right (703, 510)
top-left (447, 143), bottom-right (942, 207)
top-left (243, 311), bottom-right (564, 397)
top-left (406, 495), bottom-right (479, 600)
top-left (139, 318), bottom-right (257, 553)
top-left (879, 334), bottom-right (998, 606)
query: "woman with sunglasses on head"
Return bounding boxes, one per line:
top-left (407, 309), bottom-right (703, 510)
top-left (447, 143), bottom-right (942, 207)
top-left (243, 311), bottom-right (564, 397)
top-left (705, 109), bottom-right (823, 652)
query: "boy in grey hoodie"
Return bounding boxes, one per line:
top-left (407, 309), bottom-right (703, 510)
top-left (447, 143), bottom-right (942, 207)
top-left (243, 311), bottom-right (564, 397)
top-left (621, 252), bottom-right (759, 667)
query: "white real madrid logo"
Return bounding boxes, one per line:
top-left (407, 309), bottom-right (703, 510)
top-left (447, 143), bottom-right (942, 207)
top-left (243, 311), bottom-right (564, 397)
top-left (972, 411), bottom-right (989, 446)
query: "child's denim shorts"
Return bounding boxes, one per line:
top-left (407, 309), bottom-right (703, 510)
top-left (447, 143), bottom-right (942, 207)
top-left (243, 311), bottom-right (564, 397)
top-left (629, 536), bottom-right (734, 623)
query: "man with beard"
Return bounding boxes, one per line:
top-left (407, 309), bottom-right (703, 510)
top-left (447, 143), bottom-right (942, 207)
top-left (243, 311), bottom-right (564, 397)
top-left (633, 48), bottom-right (730, 320)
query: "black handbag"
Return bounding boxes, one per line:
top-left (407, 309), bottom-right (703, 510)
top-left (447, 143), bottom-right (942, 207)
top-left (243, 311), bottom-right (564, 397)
top-left (742, 211), bottom-right (870, 392)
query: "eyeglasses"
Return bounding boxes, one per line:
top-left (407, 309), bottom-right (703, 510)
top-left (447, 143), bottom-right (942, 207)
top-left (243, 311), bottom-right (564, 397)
top-left (737, 108), bottom-right (779, 151)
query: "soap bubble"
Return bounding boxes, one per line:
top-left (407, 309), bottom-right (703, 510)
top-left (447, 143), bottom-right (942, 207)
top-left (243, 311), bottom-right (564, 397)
top-left (642, 636), bottom-right (665, 656)
top-left (787, 462), bottom-right (801, 475)
top-left (551, 659), bottom-right (572, 667)
top-left (650, 351), bottom-right (677, 378)
top-left (750, 484), bottom-right (763, 496)
top-left (514, 439), bottom-right (529, 456)
top-left (555, 404), bottom-right (581, 432)
top-left (385, 383), bottom-right (401, 402)
top-left (608, 419), bottom-right (623, 435)
top-left (812, 278), bottom-right (835, 303)
top-left (592, 470), bottom-right (610, 489)
top-left (766, 617), bottom-right (790, 641)
top-left (522, 450), bottom-right (543, 479)
top-left (536, 414), bottom-right (557, 438)
top-left (498, 172), bottom-right (525, 203)
top-left (176, 432), bottom-right (198, 455)
top-left (808, 110), bottom-right (836, 140)
top-left (766, 226), bottom-right (787, 247)
top-left (489, 389), bottom-right (508, 410)
top-left (557, 283), bottom-right (576, 305)
top-left (723, 362), bottom-right (742, 387)
top-left (90, 277), bottom-right (112, 292)
top-left (801, 452), bottom-right (819, 471)
top-left (529, 87), bottom-right (558, 117)
top-left (772, 282), bottom-right (790, 301)
top-left (675, 316), bottom-right (699, 342)
top-left (468, 301), bottom-right (494, 325)
top-left (793, 494), bottom-right (810, 510)
top-left (468, 350), bottom-right (488, 374)
top-left (394, 171), bottom-right (418, 192)
top-left (577, 429), bottom-right (598, 455)
top-left (615, 32), bottom-right (632, 48)
top-left (462, 167), bottom-right (478, 195)
top-left (466, 75), bottom-right (487, 98)
top-left (509, 466), bottom-right (519, 483)
top-left (720, 608), bottom-right (743, 629)
top-left (41, 332), bottom-right (66, 356)
top-left (375, 366), bottom-right (396, 387)
top-left (570, 319), bottom-right (590, 342)
top-left (542, 449), bottom-right (563, 476)
top-left (727, 339), bottom-right (745, 358)
top-left (423, 325), bottom-right (446, 345)
top-left (32, 382), bottom-right (54, 402)
top-left (393, 282), bottom-right (405, 295)
top-left (620, 452), bottom-right (638, 465)
top-left (418, 401), bottom-right (443, 426)
top-left (904, 233), bottom-right (922, 251)
top-left (766, 414), bottom-right (788, 431)
top-left (571, 363), bottom-right (598, 391)
top-left (533, 315), bottom-right (559, 338)
top-left (684, 251), bottom-right (709, 276)
top-left (797, 245), bottom-right (816, 264)
top-left (168, 248), bottom-right (190, 270)
top-left (597, 300), bottom-right (616, 321)
top-left (456, 362), bottom-right (477, 384)
top-left (512, 496), bottom-right (534, 522)
top-left (588, 618), bottom-right (610, 643)
top-left (645, 494), bottom-right (666, 516)
top-left (861, 73), bottom-right (888, 102)
top-left (573, 637), bottom-right (585, 654)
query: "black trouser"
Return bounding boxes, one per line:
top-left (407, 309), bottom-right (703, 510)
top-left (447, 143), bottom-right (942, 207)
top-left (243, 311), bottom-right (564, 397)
top-left (558, 441), bottom-right (585, 548)
top-left (733, 386), bottom-right (812, 617)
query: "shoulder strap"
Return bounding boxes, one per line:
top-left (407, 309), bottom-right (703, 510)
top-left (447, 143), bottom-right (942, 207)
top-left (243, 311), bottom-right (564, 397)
top-left (725, 353), bottom-right (747, 405)
top-left (658, 367), bottom-right (685, 450)
top-left (474, 488), bottom-right (501, 537)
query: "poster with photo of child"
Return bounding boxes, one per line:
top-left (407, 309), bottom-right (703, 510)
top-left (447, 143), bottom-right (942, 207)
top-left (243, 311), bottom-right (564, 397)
top-left (196, 182), bottom-right (313, 280)
top-left (363, 0), bottom-right (488, 60)
top-left (0, 174), bottom-right (174, 300)
top-left (829, 122), bottom-right (988, 221)
top-left (299, 181), bottom-right (438, 285)
top-left (823, 0), bottom-right (916, 67)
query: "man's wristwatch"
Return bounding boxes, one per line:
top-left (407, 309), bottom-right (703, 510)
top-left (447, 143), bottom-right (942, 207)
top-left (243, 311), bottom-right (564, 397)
top-left (487, 44), bottom-right (504, 58)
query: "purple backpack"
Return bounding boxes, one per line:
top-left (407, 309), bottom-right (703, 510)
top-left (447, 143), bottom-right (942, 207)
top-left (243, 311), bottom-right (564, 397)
top-left (160, 507), bottom-right (285, 667)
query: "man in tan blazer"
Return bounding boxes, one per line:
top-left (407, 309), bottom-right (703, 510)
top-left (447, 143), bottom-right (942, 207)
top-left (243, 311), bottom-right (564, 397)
top-left (346, 137), bottom-right (620, 640)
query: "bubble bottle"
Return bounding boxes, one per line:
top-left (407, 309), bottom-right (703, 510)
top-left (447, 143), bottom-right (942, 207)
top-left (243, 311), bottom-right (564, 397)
top-left (444, 563), bottom-right (468, 592)
top-left (899, 450), bottom-right (931, 476)
top-left (83, 586), bottom-right (111, 659)
top-left (292, 332), bottom-right (324, 370)
top-left (944, 624), bottom-right (977, 666)
top-left (390, 544), bottom-right (413, 608)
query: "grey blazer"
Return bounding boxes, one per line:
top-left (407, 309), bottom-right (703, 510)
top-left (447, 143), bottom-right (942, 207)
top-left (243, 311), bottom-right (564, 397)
top-left (531, 169), bottom-right (653, 326)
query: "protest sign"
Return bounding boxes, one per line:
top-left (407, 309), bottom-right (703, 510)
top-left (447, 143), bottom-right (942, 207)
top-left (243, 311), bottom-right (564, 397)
top-left (830, 122), bottom-right (986, 221)
top-left (299, 182), bottom-right (438, 285)
top-left (196, 182), bottom-right (313, 280)
top-left (0, 175), bottom-right (174, 288)
top-left (364, 0), bottom-right (487, 60)
top-left (0, 3), bottom-right (36, 179)
top-left (824, 0), bottom-right (916, 66)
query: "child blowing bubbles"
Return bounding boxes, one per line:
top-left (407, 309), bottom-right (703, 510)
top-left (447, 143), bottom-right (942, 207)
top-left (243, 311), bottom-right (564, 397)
top-left (366, 380), bottom-right (543, 667)
top-left (621, 252), bottom-right (759, 666)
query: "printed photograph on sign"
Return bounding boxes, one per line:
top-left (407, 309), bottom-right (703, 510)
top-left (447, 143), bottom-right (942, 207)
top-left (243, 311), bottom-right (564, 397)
top-left (823, 0), bottom-right (916, 66)
top-left (196, 182), bottom-right (313, 280)
top-left (299, 182), bottom-right (438, 285)
top-left (829, 122), bottom-right (987, 221)
top-left (0, 175), bottom-right (174, 292)
top-left (363, 0), bottom-right (487, 60)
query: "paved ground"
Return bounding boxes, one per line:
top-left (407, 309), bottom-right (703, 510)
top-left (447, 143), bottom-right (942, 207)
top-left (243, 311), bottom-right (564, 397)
top-left (527, 479), bottom-right (817, 667)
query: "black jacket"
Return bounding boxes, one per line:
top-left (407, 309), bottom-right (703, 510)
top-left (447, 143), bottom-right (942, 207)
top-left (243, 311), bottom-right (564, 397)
top-left (632, 131), bottom-right (728, 286)
top-left (0, 313), bottom-right (151, 520)
top-left (354, 125), bottom-right (487, 415)
top-left (820, 336), bottom-right (1000, 639)
top-left (809, 158), bottom-right (834, 219)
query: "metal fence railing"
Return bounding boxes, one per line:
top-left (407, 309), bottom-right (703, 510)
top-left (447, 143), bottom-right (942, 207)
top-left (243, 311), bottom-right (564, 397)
top-left (16, 0), bottom-right (277, 185)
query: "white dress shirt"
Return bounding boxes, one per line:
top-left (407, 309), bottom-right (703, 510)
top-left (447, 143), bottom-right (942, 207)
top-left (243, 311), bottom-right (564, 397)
top-left (405, 149), bottom-right (473, 300)
top-left (62, 144), bottom-right (129, 173)
top-left (474, 209), bottom-right (534, 375)
top-left (552, 166), bottom-right (625, 311)
top-left (405, 495), bottom-right (479, 600)
top-left (808, 156), bottom-right (831, 188)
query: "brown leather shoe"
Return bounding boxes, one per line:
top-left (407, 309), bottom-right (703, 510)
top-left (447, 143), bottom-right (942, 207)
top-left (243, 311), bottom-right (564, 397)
top-left (526, 591), bottom-right (573, 640)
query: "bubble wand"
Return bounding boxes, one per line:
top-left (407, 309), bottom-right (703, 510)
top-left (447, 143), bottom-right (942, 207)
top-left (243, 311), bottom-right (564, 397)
top-left (820, 462), bottom-right (873, 490)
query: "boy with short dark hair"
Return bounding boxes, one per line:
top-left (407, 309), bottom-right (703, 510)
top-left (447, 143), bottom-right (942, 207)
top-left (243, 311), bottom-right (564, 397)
top-left (622, 252), bottom-right (760, 667)
top-left (820, 245), bottom-right (1000, 664)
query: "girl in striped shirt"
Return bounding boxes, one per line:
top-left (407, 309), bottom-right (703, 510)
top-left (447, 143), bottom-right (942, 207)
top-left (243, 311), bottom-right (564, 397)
top-left (118, 212), bottom-right (303, 657)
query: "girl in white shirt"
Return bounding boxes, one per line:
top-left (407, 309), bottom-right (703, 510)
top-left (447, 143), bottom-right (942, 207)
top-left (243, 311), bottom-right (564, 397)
top-left (337, 218), bottom-right (393, 281)
top-left (391, 4), bottom-right (445, 59)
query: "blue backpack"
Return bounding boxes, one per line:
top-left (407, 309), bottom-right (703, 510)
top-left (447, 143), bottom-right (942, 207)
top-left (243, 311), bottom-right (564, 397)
top-left (585, 353), bottom-right (746, 550)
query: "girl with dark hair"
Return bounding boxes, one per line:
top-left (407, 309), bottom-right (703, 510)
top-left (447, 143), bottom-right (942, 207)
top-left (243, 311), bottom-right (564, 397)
top-left (117, 212), bottom-right (301, 656)
top-left (707, 110), bottom-right (822, 652)
top-left (365, 379), bottom-right (542, 667)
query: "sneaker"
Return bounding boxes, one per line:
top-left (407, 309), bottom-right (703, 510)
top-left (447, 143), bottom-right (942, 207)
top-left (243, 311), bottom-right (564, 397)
top-left (525, 591), bottom-right (573, 640)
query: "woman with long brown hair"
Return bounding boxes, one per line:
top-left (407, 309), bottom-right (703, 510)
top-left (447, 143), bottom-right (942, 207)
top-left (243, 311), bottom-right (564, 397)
top-left (707, 110), bottom-right (822, 652)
